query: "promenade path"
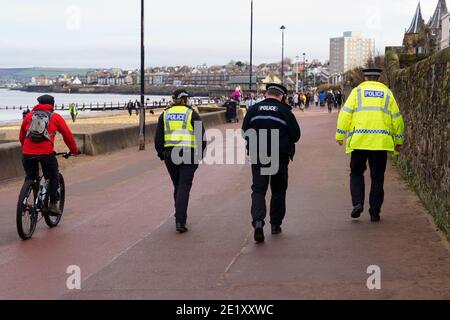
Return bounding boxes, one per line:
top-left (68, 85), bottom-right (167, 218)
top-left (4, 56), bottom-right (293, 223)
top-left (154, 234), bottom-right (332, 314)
top-left (0, 109), bottom-right (449, 300)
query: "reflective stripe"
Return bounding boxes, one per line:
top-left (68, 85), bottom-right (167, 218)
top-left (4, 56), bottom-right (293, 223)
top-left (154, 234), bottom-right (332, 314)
top-left (392, 113), bottom-right (402, 119)
top-left (384, 93), bottom-right (391, 114)
top-left (357, 87), bottom-right (363, 108)
top-left (165, 112), bottom-right (171, 131)
top-left (165, 140), bottom-right (197, 147)
top-left (348, 129), bottom-right (391, 137)
top-left (250, 116), bottom-right (287, 126)
top-left (165, 130), bottom-right (192, 136)
top-left (356, 88), bottom-right (392, 116)
top-left (183, 109), bottom-right (192, 130)
top-left (396, 134), bottom-right (405, 139)
top-left (354, 106), bottom-right (392, 116)
top-left (342, 106), bottom-right (354, 114)
top-left (336, 129), bottom-right (346, 135)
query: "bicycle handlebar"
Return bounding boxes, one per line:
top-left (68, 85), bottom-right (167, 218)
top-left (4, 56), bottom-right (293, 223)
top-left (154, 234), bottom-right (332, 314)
top-left (55, 151), bottom-right (82, 159)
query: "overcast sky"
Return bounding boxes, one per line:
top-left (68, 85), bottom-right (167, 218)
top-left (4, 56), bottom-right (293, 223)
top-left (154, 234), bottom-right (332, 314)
top-left (0, 0), bottom-right (442, 68)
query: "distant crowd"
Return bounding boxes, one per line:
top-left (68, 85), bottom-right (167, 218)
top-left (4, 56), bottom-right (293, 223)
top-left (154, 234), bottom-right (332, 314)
top-left (219, 86), bottom-right (345, 114)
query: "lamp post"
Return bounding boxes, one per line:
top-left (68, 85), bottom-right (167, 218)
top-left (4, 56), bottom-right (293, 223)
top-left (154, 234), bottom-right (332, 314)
top-left (138, 0), bottom-right (146, 151)
top-left (280, 25), bottom-right (286, 85)
top-left (295, 55), bottom-right (299, 92)
top-left (249, 0), bottom-right (254, 99)
top-left (302, 53), bottom-right (306, 91)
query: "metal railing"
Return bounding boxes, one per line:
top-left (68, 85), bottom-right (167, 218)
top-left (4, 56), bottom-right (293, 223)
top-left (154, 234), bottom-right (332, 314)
top-left (0, 98), bottom-right (217, 112)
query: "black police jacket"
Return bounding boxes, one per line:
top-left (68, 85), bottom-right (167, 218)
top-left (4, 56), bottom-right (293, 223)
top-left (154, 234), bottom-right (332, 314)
top-left (242, 98), bottom-right (301, 160)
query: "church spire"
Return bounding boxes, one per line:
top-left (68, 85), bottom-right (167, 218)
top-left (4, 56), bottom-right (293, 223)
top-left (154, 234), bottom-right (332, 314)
top-left (406, 2), bottom-right (425, 34)
top-left (428, 0), bottom-right (448, 30)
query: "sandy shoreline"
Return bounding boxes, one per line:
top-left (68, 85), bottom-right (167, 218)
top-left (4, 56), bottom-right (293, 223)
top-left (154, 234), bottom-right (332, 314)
top-left (0, 105), bottom-right (221, 151)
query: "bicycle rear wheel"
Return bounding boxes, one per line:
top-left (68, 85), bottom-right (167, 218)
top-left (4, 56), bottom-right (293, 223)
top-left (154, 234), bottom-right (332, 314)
top-left (44, 173), bottom-right (65, 228)
top-left (16, 180), bottom-right (38, 240)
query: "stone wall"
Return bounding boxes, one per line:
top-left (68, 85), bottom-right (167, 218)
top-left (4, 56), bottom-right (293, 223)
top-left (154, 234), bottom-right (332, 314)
top-left (385, 48), bottom-right (450, 238)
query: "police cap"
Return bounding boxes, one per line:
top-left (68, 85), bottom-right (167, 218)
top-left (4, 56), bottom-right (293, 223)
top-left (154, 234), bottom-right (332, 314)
top-left (266, 83), bottom-right (288, 96)
top-left (362, 68), bottom-right (383, 77)
top-left (172, 89), bottom-right (191, 100)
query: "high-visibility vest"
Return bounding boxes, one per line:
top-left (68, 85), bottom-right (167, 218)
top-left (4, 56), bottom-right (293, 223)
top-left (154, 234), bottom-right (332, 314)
top-left (336, 81), bottom-right (405, 154)
top-left (69, 104), bottom-right (78, 116)
top-left (163, 105), bottom-right (196, 149)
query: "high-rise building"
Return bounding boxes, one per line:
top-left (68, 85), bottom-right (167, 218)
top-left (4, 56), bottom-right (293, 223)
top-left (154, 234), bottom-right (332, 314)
top-left (329, 31), bottom-right (375, 75)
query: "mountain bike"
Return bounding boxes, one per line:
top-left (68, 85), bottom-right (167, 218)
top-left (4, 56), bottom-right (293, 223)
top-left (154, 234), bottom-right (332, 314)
top-left (16, 152), bottom-right (75, 240)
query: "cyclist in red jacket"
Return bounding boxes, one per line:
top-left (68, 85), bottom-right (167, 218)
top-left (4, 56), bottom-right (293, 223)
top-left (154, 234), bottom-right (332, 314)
top-left (19, 95), bottom-right (79, 216)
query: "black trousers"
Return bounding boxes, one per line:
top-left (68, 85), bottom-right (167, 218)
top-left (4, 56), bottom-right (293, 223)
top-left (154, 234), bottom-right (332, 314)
top-left (22, 153), bottom-right (59, 203)
top-left (251, 158), bottom-right (289, 227)
top-left (164, 158), bottom-right (198, 225)
top-left (350, 150), bottom-right (388, 216)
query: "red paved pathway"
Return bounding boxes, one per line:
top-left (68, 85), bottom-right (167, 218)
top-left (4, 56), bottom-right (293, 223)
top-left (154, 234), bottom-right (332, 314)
top-left (0, 109), bottom-right (449, 300)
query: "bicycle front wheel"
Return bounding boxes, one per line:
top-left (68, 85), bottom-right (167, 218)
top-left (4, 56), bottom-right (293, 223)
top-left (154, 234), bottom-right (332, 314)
top-left (44, 173), bottom-right (65, 228)
top-left (16, 180), bottom-right (38, 240)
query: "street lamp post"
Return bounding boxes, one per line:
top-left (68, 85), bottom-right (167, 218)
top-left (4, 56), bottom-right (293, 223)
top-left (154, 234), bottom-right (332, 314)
top-left (138, 0), bottom-right (146, 151)
top-left (249, 0), bottom-right (254, 98)
top-left (295, 55), bottom-right (299, 92)
top-left (302, 53), bottom-right (306, 91)
top-left (280, 25), bottom-right (286, 85)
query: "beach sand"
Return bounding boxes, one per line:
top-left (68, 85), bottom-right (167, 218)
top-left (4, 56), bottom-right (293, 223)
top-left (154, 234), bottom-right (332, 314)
top-left (0, 109), bottom-right (165, 151)
top-left (0, 105), bottom-right (220, 152)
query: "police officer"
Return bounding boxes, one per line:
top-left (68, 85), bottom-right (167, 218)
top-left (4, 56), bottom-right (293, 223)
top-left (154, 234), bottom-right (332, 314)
top-left (336, 68), bottom-right (405, 222)
top-left (242, 83), bottom-right (301, 243)
top-left (155, 89), bottom-right (206, 233)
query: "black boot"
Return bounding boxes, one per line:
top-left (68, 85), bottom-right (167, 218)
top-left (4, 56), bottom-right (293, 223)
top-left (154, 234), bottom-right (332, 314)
top-left (254, 221), bottom-right (265, 243)
top-left (351, 204), bottom-right (364, 219)
top-left (176, 223), bottom-right (188, 233)
top-left (271, 225), bottom-right (282, 235)
top-left (370, 215), bottom-right (381, 223)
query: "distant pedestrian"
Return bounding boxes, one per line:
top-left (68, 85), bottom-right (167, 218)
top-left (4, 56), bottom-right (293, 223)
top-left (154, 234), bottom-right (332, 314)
top-left (326, 90), bottom-right (334, 113)
top-left (22, 107), bottom-right (30, 119)
top-left (135, 99), bottom-right (140, 116)
top-left (314, 93), bottom-right (319, 107)
top-left (231, 87), bottom-right (242, 103)
top-left (319, 91), bottom-right (326, 107)
top-left (305, 93), bottom-right (312, 108)
top-left (127, 100), bottom-right (133, 116)
top-left (293, 93), bottom-right (299, 108)
top-left (335, 91), bottom-right (343, 110)
top-left (69, 103), bottom-right (78, 123)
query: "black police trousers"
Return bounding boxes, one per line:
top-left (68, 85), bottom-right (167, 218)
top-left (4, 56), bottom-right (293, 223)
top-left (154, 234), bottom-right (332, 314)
top-left (251, 157), bottom-right (289, 227)
top-left (350, 150), bottom-right (388, 216)
top-left (164, 157), bottom-right (198, 225)
top-left (22, 153), bottom-right (59, 203)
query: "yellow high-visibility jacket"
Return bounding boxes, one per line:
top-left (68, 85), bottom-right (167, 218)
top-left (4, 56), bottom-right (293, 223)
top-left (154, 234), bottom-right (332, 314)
top-left (336, 81), bottom-right (405, 154)
top-left (163, 105), bottom-right (196, 149)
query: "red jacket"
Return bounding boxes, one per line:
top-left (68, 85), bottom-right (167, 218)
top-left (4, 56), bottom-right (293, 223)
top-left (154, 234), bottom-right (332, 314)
top-left (19, 104), bottom-right (79, 155)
